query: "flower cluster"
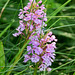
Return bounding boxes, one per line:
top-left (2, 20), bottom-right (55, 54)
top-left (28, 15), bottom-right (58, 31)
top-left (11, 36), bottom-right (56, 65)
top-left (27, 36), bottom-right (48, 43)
top-left (24, 31), bottom-right (57, 71)
top-left (13, 0), bottom-right (47, 37)
top-left (13, 0), bottom-right (57, 72)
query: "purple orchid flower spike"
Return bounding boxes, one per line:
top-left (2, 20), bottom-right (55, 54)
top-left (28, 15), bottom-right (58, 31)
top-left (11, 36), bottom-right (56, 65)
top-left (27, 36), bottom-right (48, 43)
top-left (13, 0), bottom-right (57, 72)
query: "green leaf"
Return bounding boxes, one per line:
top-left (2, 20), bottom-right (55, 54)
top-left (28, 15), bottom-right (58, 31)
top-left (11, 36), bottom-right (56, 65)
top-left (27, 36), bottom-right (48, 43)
top-left (0, 40), bottom-right (5, 72)
top-left (0, 19), bottom-right (14, 38)
top-left (73, 72), bottom-right (75, 75)
top-left (47, 59), bottom-right (75, 74)
top-left (46, 0), bottom-right (71, 24)
top-left (14, 67), bottom-right (28, 75)
top-left (52, 30), bottom-right (75, 40)
top-left (0, 0), bottom-right (10, 18)
top-left (6, 39), bottom-right (31, 75)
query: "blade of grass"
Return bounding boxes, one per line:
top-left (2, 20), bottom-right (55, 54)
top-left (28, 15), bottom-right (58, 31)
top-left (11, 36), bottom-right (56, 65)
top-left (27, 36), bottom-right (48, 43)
top-left (0, 0), bottom-right (10, 18)
top-left (55, 52), bottom-right (75, 57)
top-left (0, 41), bottom-right (5, 72)
top-left (47, 59), bottom-right (75, 74)
top-left (21, 0), bottom-right (23, 9)
top-left (45, 24), bottom-right (75, 32)
top-left (6, 39), bottom-right (31, 75)
top-left (60, 10), bottom-right (74, 34)
top-left (6, 32), bottom-right (37, 74)
top-left (44, 18), bottom-right (61, 33)
top-left (43, 0), bottom-right (47, 4)
top-left (52, 24), bottom-right (75, 30)
top-left (46, 0), bottom-right (71, 24)
top-left (0, 19), bottom-right (15, 38)
top-left (44, 70), bottom-right (46, 75)
top-left (2, 3), bottom-right (20, 41)
top-left (47, 16), bottom-right (75, 18)
top-left (52, 30), bottom-right (75, 40)
top-left (0, 64), bottom-right (29, 73)
top-left (0, 39), bottom-right (25, 65)
top-left (14, 67), bottom-right (28, 75)
top-left (73, 72), bottom-right (75, 75)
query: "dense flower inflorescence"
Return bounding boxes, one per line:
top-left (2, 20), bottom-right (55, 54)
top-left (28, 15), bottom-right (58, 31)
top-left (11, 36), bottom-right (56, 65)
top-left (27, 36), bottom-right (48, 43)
top-left (13, 0), bottom-right (57, 72)
top-left (13, 0), bottom-right (47, 37)
top-left (24, 31), bottom-right (57, 71)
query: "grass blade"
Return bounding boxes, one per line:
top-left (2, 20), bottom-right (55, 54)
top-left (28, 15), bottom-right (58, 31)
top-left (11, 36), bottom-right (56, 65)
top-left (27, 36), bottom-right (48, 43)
top-left (45, 24), bottom-right (75, 31)
top-left (6, 39), bottom-right (31, 75)
top-left (0, 20), bottom-right (15, 38)
top-left (46, 0), bottom-right (71, 24)
top-left (52, 30), bottom-right (75, 40)
top-left (45, 18), bottom-right (61, 33)
top-left (73, 72), bottom-right (75, 75)
top-left (14, 67), bottom-right (28, 75)
top-left (0, 0), bottom-right (10, 18)
top-left (0, 40), bottom-right (5, 72)
top-left (47, 59), bottom-right (75, 74)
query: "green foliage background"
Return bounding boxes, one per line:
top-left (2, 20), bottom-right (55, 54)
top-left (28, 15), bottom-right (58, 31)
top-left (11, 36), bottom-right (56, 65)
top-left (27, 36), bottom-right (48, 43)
top-left (0, 0), bottom-right (75, 75)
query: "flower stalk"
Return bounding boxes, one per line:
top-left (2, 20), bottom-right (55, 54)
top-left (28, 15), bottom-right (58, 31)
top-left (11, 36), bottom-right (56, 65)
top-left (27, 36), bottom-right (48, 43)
top-left (34, 63), bottom-right (38, 75)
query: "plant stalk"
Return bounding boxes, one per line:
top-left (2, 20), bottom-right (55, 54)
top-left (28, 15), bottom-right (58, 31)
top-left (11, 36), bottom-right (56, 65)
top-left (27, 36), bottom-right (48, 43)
top-left (33, 63), bottom-right (38, 75)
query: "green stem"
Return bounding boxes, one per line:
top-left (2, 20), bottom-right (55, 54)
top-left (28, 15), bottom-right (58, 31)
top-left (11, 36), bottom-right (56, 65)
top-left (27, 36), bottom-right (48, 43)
top-left (6, 39), bottom-right (31, 75)
top-left (33, 63), bottom-right (38, 75)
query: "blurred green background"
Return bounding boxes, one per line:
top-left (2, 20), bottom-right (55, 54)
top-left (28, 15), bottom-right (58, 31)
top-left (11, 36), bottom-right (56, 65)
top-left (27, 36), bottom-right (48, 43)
top-left (0, 0), bottom-right (75, 75)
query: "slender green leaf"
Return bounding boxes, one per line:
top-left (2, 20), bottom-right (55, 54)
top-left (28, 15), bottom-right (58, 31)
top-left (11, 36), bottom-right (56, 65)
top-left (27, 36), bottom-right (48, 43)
top-left (0, 20), bottom-right (15, 38)
top-left (6, 39), bottom-right (31, 75)
top-left (46, 0), bottom-right (71, 24)
top-left (47, 59), bottom-right (75, 74)
top-left (45, 18), bottom-right (61, 33)
top-left (52, 30), bottom-right (75, 40)
top-left (73, 72), bottom-right (75, 75)
top-left (0, 0), bottom-right (10, 18)
top-left (14, 67), bottom-right (28, 75)
top-left (0, 40), bottom-right (5, 72)
top-left (45, 24), bottom-right (75, 32)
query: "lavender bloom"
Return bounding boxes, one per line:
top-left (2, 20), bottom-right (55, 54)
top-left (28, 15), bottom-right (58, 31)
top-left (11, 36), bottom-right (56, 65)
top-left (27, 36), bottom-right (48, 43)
top-left (31, 54), bottom-right (40, 63)
top-left (42, 53), bottom-right (52, 66)
top-left (27, 46), bottom-right (31, 51)
top-left (13, 0), bottom-right (47, 37)
top-left (47, 68), bottom-right (52, 72)
top-left (13, 31), bottom-right (22, 37)
top-left (13, 0), bottom-right (57, 72)
top-left (34, 47), bottom-right (43, 55)
top-left (39, 64), bottom-right (47, 71)
top-left (38, 1), bottom-right (42, 4)
top-left (46, 48), bottom-right (55, 52)
top-left (30, 25), bottom-right (33, 31)
top-left (23, 55), bottom-right (30, 62)
top-left (32, 41), bottom-right (40, 46)
top-left (24, 31), bottom-right (57, 71)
